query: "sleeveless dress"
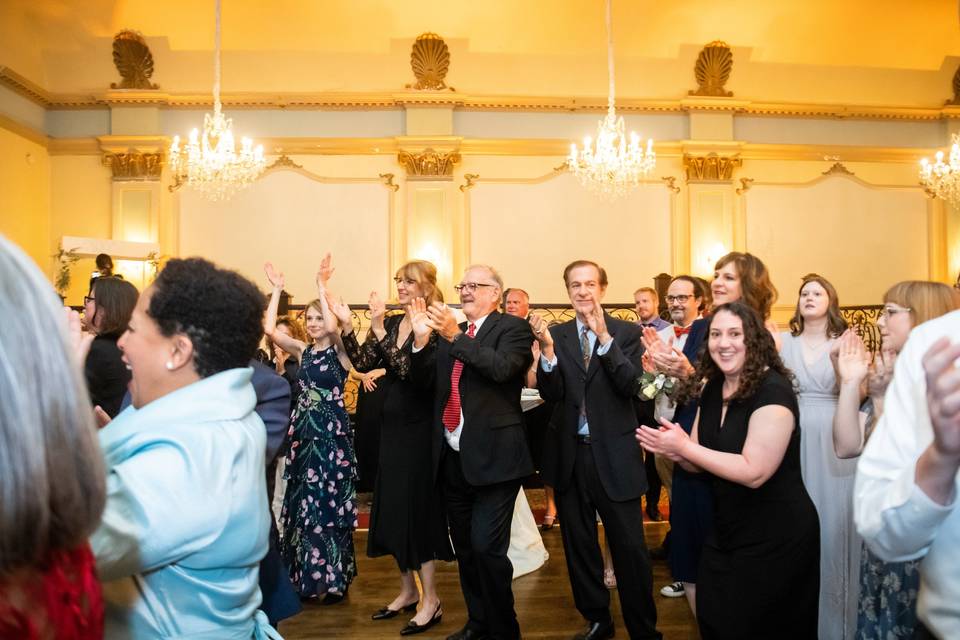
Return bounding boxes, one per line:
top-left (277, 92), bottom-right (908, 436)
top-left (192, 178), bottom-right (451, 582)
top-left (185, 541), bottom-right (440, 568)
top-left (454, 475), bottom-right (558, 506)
top-left (696, 370), bottom-right (820, 639)
top-left (342, 316), bottom-right (454, 570)
top-left (781, 333), bottom-right (861, 640)
top-left (280, 344), bottom-right (358, 597)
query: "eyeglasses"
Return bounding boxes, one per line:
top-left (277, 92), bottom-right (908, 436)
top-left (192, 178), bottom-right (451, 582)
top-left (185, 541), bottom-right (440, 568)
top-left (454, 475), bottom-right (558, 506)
top-left (393, 277), bottom-right (417, 286)
top-left (880, 305), bottom-right (912, 318)
top-left (83, 296), bottom-right (95, 305)
top-left (665, 294), bottom-right (692, 304)
top-left (454, 282), bottom-right (496, 294)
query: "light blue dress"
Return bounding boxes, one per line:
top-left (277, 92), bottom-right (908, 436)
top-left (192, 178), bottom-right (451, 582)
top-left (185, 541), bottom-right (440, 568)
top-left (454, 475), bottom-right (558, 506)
top-left (91, 368), bottom-right (283, 639)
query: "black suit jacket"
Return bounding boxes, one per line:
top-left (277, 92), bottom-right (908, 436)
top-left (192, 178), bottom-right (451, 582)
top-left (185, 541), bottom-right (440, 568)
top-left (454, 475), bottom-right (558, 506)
top-left (412, 311), bottom-right (535, 487)
top-left (538, 315), bottom-right (647, 502)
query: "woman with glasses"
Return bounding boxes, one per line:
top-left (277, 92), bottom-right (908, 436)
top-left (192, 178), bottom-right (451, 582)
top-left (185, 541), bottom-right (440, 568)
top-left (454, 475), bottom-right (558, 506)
top-left (331, 260), bottom-right (453, 635)
top-left (779, 274), bottom-right (855, 639)
top-left (264, 256), bottom-right (359, 605)
top-left (82, 276), bottom-right (139, 418)
top-left (832, 281), bottom-right (959, 639)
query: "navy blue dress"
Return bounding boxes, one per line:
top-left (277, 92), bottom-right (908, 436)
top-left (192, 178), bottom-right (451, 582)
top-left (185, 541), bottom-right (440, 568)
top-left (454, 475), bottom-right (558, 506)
top-left (668, 318), bottom-right (715, 583)
top-left (280, 344), bottom-right (358, 597)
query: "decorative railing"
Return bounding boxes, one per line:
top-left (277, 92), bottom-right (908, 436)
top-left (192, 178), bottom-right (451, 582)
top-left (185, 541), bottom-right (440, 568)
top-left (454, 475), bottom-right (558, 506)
top-left (285, 303), bottom-right (883, 414)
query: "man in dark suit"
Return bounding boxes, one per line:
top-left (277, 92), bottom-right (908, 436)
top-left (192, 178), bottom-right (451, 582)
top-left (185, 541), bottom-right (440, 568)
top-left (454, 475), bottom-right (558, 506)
top-left (410, 264), bottom-right (534, 640)
top-left (531, 260), bottom-right (661, 640)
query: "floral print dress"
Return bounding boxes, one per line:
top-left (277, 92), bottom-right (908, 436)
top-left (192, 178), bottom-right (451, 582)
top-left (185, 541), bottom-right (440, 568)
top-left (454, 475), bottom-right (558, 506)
top-left (280, 344), bottom-right (358, 597)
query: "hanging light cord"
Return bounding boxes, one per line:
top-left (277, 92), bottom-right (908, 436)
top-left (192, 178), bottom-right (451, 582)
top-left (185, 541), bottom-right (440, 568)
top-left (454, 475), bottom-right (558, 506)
top-left (606, 0), bottom-right (616, 116)
top-left (213, 0), bottom-right (222, 113)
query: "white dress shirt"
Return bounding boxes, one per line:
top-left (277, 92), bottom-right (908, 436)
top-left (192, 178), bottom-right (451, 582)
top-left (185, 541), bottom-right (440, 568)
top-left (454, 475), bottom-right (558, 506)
top-left (412, 313), bottom-right (489, 452)
top-left (855, 309), bottom-right (960, 638)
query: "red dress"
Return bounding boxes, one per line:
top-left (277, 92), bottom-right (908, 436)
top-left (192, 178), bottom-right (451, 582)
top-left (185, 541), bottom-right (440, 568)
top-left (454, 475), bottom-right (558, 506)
top-left (0, 544), bottom-right (103, 639)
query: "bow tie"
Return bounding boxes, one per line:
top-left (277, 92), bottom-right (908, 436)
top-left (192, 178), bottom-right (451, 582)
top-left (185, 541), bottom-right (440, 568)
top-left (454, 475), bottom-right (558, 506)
top-left (674, 325), bottom-right (691, 338)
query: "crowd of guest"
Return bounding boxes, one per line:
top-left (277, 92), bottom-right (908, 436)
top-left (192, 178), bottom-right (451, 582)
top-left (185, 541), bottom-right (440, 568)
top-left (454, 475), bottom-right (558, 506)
top-left (2, 233), bottom-right (960, 640)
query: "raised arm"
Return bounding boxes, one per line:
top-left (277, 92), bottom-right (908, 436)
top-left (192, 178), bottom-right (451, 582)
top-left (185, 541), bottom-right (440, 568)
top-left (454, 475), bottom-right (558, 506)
top-left (530, 313), bottom-right (563, 402)
top-left (263, 262), bottom-right (305, 360)
top-left (832, 330), bottom-right (869, 458)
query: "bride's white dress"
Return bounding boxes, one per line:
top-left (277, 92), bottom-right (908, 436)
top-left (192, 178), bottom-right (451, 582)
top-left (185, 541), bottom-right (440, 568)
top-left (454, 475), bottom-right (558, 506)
top-left (509, 488), bottom-right (549, 578)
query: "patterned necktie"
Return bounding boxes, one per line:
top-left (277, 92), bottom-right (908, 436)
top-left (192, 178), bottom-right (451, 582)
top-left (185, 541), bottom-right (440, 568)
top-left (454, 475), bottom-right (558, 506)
top-left (442, 322), bottom-right (476, 432)
top-left (580, 326), bottom-right (591, 369)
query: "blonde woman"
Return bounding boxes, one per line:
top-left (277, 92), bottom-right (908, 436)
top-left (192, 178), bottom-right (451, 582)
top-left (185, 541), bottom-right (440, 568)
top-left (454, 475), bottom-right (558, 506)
top-left (332, 260), bottom-right (453, 635)
top-left (833, 281), bottom-right (960, 639)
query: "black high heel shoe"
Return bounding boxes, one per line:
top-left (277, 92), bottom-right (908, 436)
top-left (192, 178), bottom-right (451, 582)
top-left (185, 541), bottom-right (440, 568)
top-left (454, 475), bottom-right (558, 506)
top-left (320, 585), bottom-right (349, 605)
top-left (399, 601), bottom-right (443, 636)
top-left (372, 600), bottom-right (419, 620)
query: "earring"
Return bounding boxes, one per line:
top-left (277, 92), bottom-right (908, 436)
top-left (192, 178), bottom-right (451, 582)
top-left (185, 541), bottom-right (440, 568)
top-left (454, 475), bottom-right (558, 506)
top-left (165, 361), bottom-right (174, 370)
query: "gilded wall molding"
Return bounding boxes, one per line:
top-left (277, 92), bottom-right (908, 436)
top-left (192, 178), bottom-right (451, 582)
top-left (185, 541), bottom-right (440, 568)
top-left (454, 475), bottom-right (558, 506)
top-left (398, 148), bottom-right (461, 179)
top-left (379, 173), bottom-right (399, 191)
top-left (460, 174), bottom-right (479, 191)
top-left (690, 41), bottom-right (734, 97)
top-left (822, 162), bottom-right (854, 176)
top-left (683, 153), bottom-right (742, 182)
top-left (736, 177), bottom-right (754, 194)
top-left (661, 176), bottom-right (681, 193)
top-left (102, 151), bottom-right (163, 180)
top-left (266, 154), bottom-right (303, 170)
top-left (4, 61), bottom-right (960, 122)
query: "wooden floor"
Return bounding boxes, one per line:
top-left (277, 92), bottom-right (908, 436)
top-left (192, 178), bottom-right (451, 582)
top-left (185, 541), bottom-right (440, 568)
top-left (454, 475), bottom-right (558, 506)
top-left (278, 523), bottom-right (698, 640)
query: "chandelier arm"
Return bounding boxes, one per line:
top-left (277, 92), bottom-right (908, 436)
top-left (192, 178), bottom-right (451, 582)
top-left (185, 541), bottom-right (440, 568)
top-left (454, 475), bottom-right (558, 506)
top-left (213, 0), bottom-right (222, 114)
top-left (606, 0), bottom-right (615, 115)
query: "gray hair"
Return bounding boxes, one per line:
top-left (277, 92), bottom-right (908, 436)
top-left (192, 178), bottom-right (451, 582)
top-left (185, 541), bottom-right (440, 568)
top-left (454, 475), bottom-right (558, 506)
top-left (0, 234), bottom-right (105, 574)
top-left (465, 264), bottom-right (504, 292)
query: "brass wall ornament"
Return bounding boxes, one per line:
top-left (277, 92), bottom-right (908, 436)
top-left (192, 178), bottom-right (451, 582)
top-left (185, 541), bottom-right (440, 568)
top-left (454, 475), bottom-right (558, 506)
top-left (822, 162), bottom-right (854, 176)
top-left (266, 154), bottom-right (303, 170)
top-left (683, 153), bottom-right (742, 181)
top-left (460, 174), bottom-right (479, 192)
top-left (102, 151), bottom-right (163, 180)
top-left (947, 64), bottom-right (960, 106)
top-left (110, 30), bottom-right (159, 90)
top-left (661, 176), bottom-right (680, 193)
top-left (690, 41), bottom-right (733, 97)
top-left (407, 33), bottom-right (453, 91)
top-left (398, 148), bottom-right (461, 179)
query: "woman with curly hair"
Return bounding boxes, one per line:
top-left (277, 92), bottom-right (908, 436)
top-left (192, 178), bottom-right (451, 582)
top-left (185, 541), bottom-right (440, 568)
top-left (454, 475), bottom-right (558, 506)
top-left (780, 274), bottom-right (855, 640)
top-left (638, 301), bottom-right (819, 639)
top-left (91, 257), bottom-right (281, 637)
top-left (263, 256), bottom-right (358, 604)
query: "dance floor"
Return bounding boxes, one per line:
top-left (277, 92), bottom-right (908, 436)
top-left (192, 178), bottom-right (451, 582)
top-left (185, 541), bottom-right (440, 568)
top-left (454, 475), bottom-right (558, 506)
top-left (278, 521), bottom-right (699, 640)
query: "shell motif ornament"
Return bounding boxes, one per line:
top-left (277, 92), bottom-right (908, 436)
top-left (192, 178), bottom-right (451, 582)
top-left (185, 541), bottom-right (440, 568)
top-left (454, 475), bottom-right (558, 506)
top-left (407, 32), bottom-right (453, 91)
top-left (110, 30), bottom-right (159, 90)
top-left (690, 40), bottom-right (733, 97)
top-left (948, 63), bottom-right (960, 106)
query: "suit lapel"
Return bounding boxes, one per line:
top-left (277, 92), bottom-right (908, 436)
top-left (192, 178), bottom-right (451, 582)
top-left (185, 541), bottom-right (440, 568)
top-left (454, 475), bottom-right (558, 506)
top-left (585, 314), bottom-right (612, 383)
top-left (473, 311), bottom-right (500, 343)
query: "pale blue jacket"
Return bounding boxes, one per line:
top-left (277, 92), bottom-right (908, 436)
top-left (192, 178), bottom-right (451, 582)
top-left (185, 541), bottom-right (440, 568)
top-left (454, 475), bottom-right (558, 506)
top-left (91, 368), bottom-right (283, 639)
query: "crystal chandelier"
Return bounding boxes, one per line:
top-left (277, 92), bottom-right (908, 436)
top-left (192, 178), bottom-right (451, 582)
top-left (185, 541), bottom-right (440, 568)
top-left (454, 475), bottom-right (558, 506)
top-left (568, 0), bottom-right (655, 199)
top-left (919, 134), bottom-right (960, 208)
top-left (169, 0), bottom-right (265, 201)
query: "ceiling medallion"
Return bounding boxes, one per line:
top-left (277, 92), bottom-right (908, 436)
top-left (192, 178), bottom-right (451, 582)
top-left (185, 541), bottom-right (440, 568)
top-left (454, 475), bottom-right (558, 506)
top-left (567, 0), bottom-right (655, 199)
top-left (168, 0), bottom-right (265, 201)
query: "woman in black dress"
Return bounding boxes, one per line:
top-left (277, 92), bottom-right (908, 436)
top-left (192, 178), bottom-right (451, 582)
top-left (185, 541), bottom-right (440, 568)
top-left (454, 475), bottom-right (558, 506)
top-left (333, 260), bottom-right (453, 635)
top-left (82, 276), bottom-right (138, 417)
top-left (638, 301), bottom-right (819, 639)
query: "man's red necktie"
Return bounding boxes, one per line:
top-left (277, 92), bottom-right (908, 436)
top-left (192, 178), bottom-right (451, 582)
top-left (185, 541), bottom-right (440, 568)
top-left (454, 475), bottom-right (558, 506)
top-left (442, 322), bottom-right (476, 432)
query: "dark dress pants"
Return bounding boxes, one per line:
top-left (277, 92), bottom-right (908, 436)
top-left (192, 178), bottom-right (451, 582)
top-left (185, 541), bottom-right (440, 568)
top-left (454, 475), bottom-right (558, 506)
top-left (442, 448), bottom-right (522, 640)
top-left (556, 441), bottom-right (662, 640)
top-left (643, 450), bottom-right (663, 515)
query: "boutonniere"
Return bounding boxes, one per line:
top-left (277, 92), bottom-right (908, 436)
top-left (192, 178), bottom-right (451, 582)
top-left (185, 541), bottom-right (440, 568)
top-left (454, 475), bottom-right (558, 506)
top-left (637, 371), bottom-right (677, 401)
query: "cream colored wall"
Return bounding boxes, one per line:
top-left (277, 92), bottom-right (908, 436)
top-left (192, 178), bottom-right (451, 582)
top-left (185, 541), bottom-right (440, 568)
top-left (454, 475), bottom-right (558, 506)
top-left (0, 127), bottom-right (50, 272)
top-left (49, 155), bottom-right (113, 304)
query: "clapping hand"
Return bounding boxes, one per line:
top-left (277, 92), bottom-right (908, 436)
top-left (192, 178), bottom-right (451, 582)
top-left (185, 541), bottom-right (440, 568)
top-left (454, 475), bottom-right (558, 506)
top-left (528, 313), bottom-right (554, 348)
top-left (923, 337), bottom-right (960, 461)
top-left (649, 338), bottom-right (694, 378)
top-left (835, 330), bottom-right (869, 385)
top-left (641, 351), bottom-right (657, 374)
top-left (584, 293), bottom-right (610, 344)
top-left (406, 297), bottom-right (433, 347)
top-left (264, 262), bottom-right (285, 290)
top-left (65, 307), bottom-right (94, 363)
top-left (426, 302), bottom-right (461, 342)
top-left (641, 326), bottom-right (669, 356)
top-left (327, 293), bottom-right (353, 333)
top-left (636, 417), bottom-right (691, 461)
top-left (369, 290), bottom-right (386, 327)
top-left (868, 345), bottom-right (897, 400)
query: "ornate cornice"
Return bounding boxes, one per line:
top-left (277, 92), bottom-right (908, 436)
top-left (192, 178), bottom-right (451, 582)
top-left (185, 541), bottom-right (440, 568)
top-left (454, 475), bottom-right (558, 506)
top-left (683, 153), bottom-right (742, 182)
top-left (3, 62), bottom-right (960, 122)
